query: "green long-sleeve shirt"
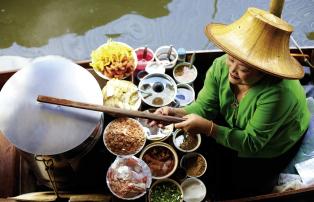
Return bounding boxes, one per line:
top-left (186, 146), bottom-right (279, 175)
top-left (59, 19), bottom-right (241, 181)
top-left (185, 54), bottom-right (310, 158)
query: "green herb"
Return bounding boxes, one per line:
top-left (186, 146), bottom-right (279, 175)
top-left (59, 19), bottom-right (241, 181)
top-left (150, 182), bottom-right (182, 202)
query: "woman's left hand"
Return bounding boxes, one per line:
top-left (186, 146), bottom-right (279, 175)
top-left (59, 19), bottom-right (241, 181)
top-left (174, 114), bottom-right (212, 136)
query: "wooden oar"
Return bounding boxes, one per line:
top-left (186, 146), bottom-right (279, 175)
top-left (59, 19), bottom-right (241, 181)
top-left (37, 95), bottom-right (186, 123)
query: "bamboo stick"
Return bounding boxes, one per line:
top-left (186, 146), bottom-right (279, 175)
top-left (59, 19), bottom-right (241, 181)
top-left (37, 95), bottom-right (186, 123)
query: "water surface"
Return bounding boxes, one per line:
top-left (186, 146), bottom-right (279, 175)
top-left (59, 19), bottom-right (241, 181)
top-left (0, 0), bottom-right (313, 61)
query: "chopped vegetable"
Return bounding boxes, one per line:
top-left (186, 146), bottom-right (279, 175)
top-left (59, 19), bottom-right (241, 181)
top-left (150, 181), bottom-right (182, 202)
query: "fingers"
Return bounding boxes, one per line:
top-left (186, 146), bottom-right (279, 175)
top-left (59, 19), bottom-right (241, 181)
top-left (148, 107), bottom-right (169, 127)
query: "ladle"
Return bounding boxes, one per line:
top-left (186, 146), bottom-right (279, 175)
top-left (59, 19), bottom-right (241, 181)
top-left (37, 95), bottom-right (186, 123)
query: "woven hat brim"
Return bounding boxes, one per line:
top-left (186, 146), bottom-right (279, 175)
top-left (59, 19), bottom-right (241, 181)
top-left (205, 23), bottom-right (304, 79)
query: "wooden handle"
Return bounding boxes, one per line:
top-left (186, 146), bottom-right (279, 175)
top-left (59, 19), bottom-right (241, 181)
top-left (269, 0), bottom-right (285, 17)
top-left (37, 95), bottom-right (186, 123)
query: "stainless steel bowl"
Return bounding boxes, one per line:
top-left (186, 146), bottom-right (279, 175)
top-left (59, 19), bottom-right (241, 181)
top-left (138, 73), bottom-right (177, 108)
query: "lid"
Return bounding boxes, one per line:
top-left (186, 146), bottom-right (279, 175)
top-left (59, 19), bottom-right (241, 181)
top-left (138, 73), bottom-right (177, 107)
top-left (0, 55), bottom-right (103, 155)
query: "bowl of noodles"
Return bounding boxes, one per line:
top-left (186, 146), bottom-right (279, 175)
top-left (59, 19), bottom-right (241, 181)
top-left (90, 40), bottom-right (137, 80)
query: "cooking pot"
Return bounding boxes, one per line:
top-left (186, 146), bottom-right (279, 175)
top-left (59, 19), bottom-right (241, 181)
top-left (0, 55), bottom-right (104, 189)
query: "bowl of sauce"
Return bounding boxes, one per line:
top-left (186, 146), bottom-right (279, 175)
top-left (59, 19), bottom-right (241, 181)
top-left (155, 45), bottom-right (178, 69)
top-left (175, 83), bottom-right (195, 107)
top-left (135, 47), bottom-right (155, 71)
top-left (173, 62), bottom-right (198, 84)
top-left (138, 73), bottom-right (177, 108)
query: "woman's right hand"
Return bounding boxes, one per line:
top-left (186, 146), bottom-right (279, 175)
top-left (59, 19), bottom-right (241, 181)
top-left (148, 106), bottom-right (177, 128)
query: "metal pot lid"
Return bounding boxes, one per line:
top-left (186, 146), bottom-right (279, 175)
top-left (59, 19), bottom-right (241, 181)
top-left (138, 73), bottom-right (177, 107)
top-left (0, 56), bottom-right (103, 155)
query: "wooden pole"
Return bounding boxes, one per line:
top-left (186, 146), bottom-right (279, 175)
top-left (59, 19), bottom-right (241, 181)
top-left (269, 0), bottom-right (285, 17)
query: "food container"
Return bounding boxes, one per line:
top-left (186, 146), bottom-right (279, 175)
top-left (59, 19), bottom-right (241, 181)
top-left (180, 152), bottom-right (207, 178)
top-left (173, 62), bottom-right (198, 84)
top-left (138, 73), bottom-right (177, 108)
top-left (140, 142), bottom-right (178, 179)
top-left (103, 117), bottom-right (146, 156)
top-left (175, 83), bottom-right (195, 107)
top-left (181, 177), bottom-right (206, 202)
top-left (138, 109), bottom-right (174, 141)
top-left (106, 156), bottom-right (152, 200)
top-left (154, 45), bottom-right (178, 69)
top-left (145, 61), bottom-right (166, 74)
top-left (136, 70), bottom-right (148, 82)
top-left (90, 40), bottom-right (137, 80)
top-left (173, 129), bottom-right (201, 152)
top-left (0, 55), bottom-right (104, 189)
top-left (149, 178), bottom-right (183, 202)
top-left (134, 47), bottom-right (155, 71)
top-left (102, 79), bottom-right (141, 110)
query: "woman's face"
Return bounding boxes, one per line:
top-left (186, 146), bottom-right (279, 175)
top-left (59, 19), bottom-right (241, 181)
top-left (227, 55), bottom-right (264, 86)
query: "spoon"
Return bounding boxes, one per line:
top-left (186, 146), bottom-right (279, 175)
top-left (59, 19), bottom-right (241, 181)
top-left (189, 51), bottom-right (196, 69)
top-left (143, 45), bottom-right (148, 60)
top-left (167, 45), bottom-right (173, 61)
top-left (138, 89), bottom-right (152, 98)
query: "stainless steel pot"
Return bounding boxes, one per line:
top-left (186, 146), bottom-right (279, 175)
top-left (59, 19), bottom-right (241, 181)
top-left (0, 56), bottom-right (104, 189)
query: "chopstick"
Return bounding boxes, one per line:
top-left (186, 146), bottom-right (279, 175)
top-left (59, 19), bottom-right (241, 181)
top-left (37, 95), bottom-right (186, 123)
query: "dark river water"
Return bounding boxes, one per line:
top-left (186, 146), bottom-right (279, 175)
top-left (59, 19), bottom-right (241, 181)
top-left (0, 0), bottom-right (313, 61)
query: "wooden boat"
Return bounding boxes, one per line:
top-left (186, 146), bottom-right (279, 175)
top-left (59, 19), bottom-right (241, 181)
top-left (0, 47), bottom-right (314, 202)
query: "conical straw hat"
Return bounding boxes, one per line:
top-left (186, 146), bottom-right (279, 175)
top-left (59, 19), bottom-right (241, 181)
top-left (205, 7), bottom-right (303, 79)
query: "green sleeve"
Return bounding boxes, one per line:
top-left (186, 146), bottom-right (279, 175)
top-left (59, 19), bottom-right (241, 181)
top-left (215, 88), bottom-right (298, 154)
top-left (184, 56), bottom-right (223, 119)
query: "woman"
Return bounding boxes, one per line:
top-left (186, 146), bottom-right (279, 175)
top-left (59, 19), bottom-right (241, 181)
top-left (150, 8), bottom-right (310, 199)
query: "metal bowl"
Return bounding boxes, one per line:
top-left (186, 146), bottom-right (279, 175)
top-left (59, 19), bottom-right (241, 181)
top-left (148, 178), bottom-right (183, 202)
top-left (106, 156), bottom-right (152, 200)
top-left (103, 117), bottom-right (146, 156)
top-left (173, 62), bottom-right (198, 84)
top-left (173, 129), bottom-right (201, 152)
top-left (138, 73), bottom-right (177, 108)
top-left (175, 83), bottom-right (195, 107)
top-left (140, 142), bottom-right (178, 179)
top-left (180, 152), bottom-right (207, 178)
top-left (102, 79), bottom-right (141, 111)
top-left (154, 45), bottom-right (178, 69)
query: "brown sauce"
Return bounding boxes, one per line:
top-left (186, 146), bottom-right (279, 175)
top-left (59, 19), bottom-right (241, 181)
top-left (152, 97), bottom-right (163, 105)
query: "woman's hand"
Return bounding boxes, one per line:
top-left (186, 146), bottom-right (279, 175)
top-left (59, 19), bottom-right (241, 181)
top-left (175, 114), bottom-right (213, 136)
top-left (148, 107), bottom-right (187, 128)
top-left (148, 107), bottom-right (175, 128)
